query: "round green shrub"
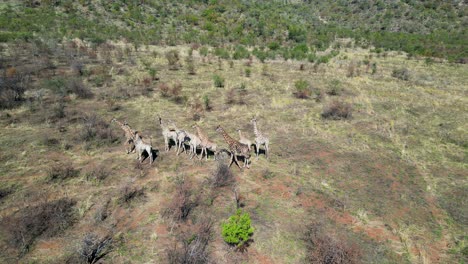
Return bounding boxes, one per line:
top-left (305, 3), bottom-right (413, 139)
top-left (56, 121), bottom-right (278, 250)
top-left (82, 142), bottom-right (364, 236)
top-left (221, 209), bottom-right (254, 246)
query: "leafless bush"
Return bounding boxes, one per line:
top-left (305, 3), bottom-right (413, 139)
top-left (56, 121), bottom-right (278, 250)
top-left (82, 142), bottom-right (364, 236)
top-left (94, 199), bottom-right (111, 223)
top-left (304, 223), bottom-right (361, 264)
top-left (159, 82), bottom-right (185, 104)
top-left (166, 50), bottom-right (180, 70)
top-left (80, 114), bottom-right (117, 144)
top-left (346, 62), bottom-right (357, 78)
top-left (170, 82), bottom-right (182, 98)
top-left (392, 68), bottom-right (410, 81)
top-left (78, 233), bottom-right (113, 264)
top-left (159, 82), bottom-right (170, 97)
top-left (167, 220), bottom-right (213, 264)
top-left (70, 60), bottom-right (84, 76)
top-left (210, 161), bottom-right (235, 188)
top-left (85, 165), bottom-right (109, 183)
top-left (47, 164), bottom-right (80, 182)
top-left (164, 176), bottom-right (198, 222)
top-left (225, 84), bottom-right (247, 105)
top-left (68, 78), bottom-right (93, 99)
top-left (118, 181), bottom-right (145, 205)
top-left (1, 198), bottom-right (76, 256)
top-left (0, 185), bottom-right (15, 201)
top-left (0, 72), bottom-right (28, 109)
top-left (225, 88), bottom-right (236, 105)
top-left (190, 97), bottom-right (204, 121)
top-left (322, 101), bottom-right (353, 120)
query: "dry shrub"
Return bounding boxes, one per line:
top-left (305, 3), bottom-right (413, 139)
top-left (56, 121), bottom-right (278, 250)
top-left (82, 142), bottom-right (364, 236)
top-left (225, 88), bottom-right (236, 105)
top-left (322, 101), bottom-right (353, 120)
top-left (68, 78), bottom-right (93, 99)
top-left (190, 97), bottom-right (204, 121)
top-left (210, 161), bottom-right (235, 188)
top-left (164, 176), bottom-right (198, 222)
top-left (293, 79), bottom-right (311, 99)
top-left (0, 185), bottom-right (15, 201)
top-left (304, 223), bottom-right (361, 264)
top-left (80, 114), bottom-right (117, 144)
top-left (166, 50), bottom-right (180, 70)
top-left (85, 165), bottom-right (109, 183)
top-left (118, 180), bottom-right (145, 205)
top-left (78, 233), bottom-right (113, 264)
top-left (159, 82), bottom-right (170, 97)
top-left (346, 62), bottom-right (356, 78)
top-left (94, 199), bottom-right (111, 223)
top-left (170, 82), bottom-right (182, 98)
top-left (167, 220), bottom-right (213, 264)
top-left (70, 60), bottom-right (84, 76)
top-left (225, 84), bottom-right (247, 105)
top-left (0, 73), bottom-right (27, 109)
top-left (392, 68), bottom-right (410, 81)
top-left (47, 163), bottom-right (80, 182)
top-left (1, 198), bottom-right (76, 256)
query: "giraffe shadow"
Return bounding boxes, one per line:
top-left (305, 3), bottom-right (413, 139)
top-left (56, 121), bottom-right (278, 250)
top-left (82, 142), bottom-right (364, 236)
top-left (253, 146), bottom-right (267, 157)
top-left (139, 148), bottom-right (160, 163)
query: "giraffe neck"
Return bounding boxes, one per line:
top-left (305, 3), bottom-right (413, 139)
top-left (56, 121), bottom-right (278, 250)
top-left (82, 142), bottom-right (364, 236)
top-left (114, 120), bottom-right (128, 132)
top-left (196, 127), bottom-right (208, 142)
top-left (253, 121), bottom-right (261, 137)
top-left (219, 128), bottom-right (235, 147)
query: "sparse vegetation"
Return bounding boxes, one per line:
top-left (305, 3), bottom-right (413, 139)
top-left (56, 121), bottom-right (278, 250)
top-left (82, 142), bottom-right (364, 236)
top-left (322, 101), bottom-right (353, 120)
top-left (118, 180), bottom-right (145, 205)
top-left (1, 198), bottom-right (76, 255)
top-left (0, 1), bottom-right (465, 263)
top-left (47, 164), bottom-right (80, 182)
top-left (213, 74), bottom-right (225, 88)
top-left (166, 221), bottom-right (212, 264)
top-left (164, 176), bottom-right (198, 222)
top-left (392, 68), bottom-right (411, 81)
top-left (210, 161), bottom-right (235, 188)
top-left (294, 79), bottom-right (311, 99)
top-left (304, 223), bottom-right (361, 264)
top-left (78, 233), bottom-right (113, 264)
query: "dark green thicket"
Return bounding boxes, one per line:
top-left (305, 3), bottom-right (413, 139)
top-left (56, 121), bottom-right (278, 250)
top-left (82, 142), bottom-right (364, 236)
top-left (0, 1), bottom-right (465, 61)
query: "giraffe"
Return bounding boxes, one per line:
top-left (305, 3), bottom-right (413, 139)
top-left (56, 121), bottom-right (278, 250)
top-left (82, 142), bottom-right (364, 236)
top-left (185, 131), bottom-right (202, 159)
top-left (215, 125), bottom-right (251, 169)
top-left (192, 124), bottom-right (217, 160)
top-left (132, 131), bottom-right (153, 164)
top-left (111, 118), bottom-right (136, 154)
top-left (237, 129), bottom-right (252, 151)
top-left (169, 121), bottom-right (191, 156)
top-left (157, 115), bottom-right (178, 152)
top-left (250, 117), bottom-right (269, 159)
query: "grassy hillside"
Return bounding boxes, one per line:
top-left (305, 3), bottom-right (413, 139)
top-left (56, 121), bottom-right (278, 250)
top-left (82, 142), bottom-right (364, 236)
top-left (0, 1), bottom-right (467, 263)
top-left (0, 1), bottom-right (467, 61)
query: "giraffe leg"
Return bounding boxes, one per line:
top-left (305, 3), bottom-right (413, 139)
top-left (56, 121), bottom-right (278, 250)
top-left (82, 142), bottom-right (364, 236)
top-left (265, 142), bottom-right (269, 159)
top-left (233, 154), bottom-right (242, 170)
top-left (228, 153), bottom-right (234, 167)
top-left (256, 143), bottom-right (260, 159)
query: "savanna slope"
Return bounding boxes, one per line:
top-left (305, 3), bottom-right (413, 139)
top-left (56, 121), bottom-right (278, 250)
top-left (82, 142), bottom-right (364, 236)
top-left (0, 1), bottom-right (467, 264)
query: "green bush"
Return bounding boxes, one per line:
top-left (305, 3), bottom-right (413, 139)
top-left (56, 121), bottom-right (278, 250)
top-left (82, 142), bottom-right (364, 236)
top-left (214, 47), bottom-right (230, 59)
top-left (392, 68), bottom-right (410, 81)
top-left (213, 74), bottom-right (225, 88)
top-left (232, 45), bottom-right (250, 60)
top-left (294, 79), bottom-right (311, 99)
top-left (221, 209), bottom-right (254, 246)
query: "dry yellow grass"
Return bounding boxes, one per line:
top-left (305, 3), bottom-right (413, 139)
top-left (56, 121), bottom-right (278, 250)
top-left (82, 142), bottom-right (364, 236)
top-left (0, 43), bottom-right (466, 263)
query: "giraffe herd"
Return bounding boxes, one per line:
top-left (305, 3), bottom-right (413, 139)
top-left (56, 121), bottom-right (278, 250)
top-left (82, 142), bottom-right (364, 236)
top-left (111, 116), bottom-right (270, 170)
